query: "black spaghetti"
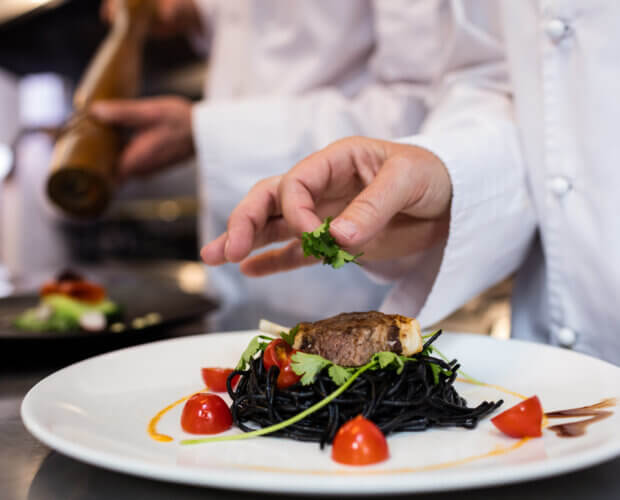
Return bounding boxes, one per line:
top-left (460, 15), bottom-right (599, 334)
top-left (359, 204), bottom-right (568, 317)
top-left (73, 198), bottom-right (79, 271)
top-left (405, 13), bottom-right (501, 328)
top-left (226, 332), bottom-right (503, 448)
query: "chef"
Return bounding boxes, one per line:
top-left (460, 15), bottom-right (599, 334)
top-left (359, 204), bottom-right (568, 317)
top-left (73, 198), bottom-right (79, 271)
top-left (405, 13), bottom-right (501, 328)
top-left (95, 0), bottom-right (438, 330)
top-left (201, 0), bottom-right (620, 365)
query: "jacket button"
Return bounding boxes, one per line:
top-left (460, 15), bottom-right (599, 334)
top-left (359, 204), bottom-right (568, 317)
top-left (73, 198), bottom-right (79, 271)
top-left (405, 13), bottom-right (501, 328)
top-left (556, 327), bottom-right (577, 348)
top-left (548, 176), bottom-right (572, 197)
top-left (545, 18), bottom-right (570, 43)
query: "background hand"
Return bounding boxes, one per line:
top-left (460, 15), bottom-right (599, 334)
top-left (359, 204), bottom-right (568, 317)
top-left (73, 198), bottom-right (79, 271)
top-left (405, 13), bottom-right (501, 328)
top-left (100, 0), bottom-right (201, 38)
top-left (90, 96), bottom-right (194, 180)
top-left (201, 137), bottom-right (452, 276)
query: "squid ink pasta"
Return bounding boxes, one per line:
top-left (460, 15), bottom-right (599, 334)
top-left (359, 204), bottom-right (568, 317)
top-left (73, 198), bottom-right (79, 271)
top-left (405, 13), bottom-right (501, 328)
top-left (226, 331), bottom-right (503, 448)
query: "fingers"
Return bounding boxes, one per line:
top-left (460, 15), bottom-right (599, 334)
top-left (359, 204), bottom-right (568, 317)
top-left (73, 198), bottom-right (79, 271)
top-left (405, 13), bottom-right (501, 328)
top-left (201, 137), bottom-right (451, 275)
top-left (201, 216), bottom-right (297, 267)
top-left (329, 154), bottom-right (423, 249)
top-left (117, 128), bottom-right (170, 178)
top-left (90, 99), bottom-right (162, 127)
top-left (200, 233), bottom-right (228, 266)
top-left (240, 240), bottom-right (317, 277)
top-left (330, 144), bottom-right (449, 250)
top-left (100, 0), bottom-right (116, 23)
top-left (222, 177), bottom-right (285, 263)
top-left (279, 137), bottom-right (385, 235)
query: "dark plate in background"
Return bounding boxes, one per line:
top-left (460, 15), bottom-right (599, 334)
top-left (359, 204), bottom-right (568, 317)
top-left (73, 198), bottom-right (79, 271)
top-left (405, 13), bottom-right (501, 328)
top-left (0, 261), bottom-right (218, 368)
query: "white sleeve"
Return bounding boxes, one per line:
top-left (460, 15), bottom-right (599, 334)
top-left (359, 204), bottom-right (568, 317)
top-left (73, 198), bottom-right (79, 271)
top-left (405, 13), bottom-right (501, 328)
top-left (191, 0), bottom-right (451, 203)
top-left (375, 6), bottom-right (537, 327)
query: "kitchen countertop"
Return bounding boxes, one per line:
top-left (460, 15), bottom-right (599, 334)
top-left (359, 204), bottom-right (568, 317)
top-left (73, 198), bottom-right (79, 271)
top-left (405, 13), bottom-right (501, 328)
top-left (2, 365), bottom-right (620, 500)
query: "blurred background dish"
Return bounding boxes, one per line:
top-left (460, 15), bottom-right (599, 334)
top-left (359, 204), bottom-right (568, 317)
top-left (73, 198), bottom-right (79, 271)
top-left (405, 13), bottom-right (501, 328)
top-left (0, 260), bottom-right (217, 368)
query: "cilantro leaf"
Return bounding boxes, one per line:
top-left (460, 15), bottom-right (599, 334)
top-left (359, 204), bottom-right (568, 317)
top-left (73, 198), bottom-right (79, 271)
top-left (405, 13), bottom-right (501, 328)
top-left (290, 352), bottom-right (331, 385)
top-left (292, 350), bottom-right (409, 386)
top-left (328, 364), bottom-right (354, 385)
top-left (373, 351), bottom-right (406, 374)
top-left (236, 335), bottom-right (274, 370)
top-left (280, 324), bottom-right (299, 347)
top-left (301, 216), bottom-right (362, 269)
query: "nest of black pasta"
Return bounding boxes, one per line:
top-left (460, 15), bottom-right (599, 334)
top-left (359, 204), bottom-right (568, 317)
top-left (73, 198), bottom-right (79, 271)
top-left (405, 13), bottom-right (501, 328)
top-left (226, 342), bottom-right (503, 448)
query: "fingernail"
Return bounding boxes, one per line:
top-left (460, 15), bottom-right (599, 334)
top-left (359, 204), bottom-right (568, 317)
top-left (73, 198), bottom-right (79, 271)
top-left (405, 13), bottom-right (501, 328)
top-left (224, 237), bottom-right (231, 259)
top-left (330, 218), bottom-right (358, 240)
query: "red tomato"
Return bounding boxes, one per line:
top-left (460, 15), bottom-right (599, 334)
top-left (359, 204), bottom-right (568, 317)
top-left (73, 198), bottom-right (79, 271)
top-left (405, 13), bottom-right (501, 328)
top-left (263, 339), bottom-right (290, 371)
top-left (276, 362), bottom-right (301, 389)
top-left (263, 339), bottom-right (301, 389)
top-left (332, 415), bottom-right (389, 466)
top-left (491, 395), bottom-right (543, 438)
top-left (181, 393), bottom-right (232, 434)
top-left (201, 368), bottom-right (240, 392)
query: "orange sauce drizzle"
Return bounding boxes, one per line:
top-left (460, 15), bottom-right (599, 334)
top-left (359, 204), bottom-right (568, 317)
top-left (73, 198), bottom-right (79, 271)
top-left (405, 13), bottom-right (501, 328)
top-left (147, 387), bottom-right (208, 442)
top-left (456, 377), bottom-right (528, 400)
top-left (233, 437), bottom-right (531, 476)
top-left (147, 377), bottom-right (536, 474)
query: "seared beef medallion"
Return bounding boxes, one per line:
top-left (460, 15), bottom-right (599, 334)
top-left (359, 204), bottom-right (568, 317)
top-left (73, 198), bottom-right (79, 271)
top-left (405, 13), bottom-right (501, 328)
top-left (292, 311), bottom-right (422, 367)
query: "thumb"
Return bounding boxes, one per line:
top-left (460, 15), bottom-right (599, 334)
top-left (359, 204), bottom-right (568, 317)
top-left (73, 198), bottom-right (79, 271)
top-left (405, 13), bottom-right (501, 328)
top-left (90, 99), bottom-right (160, 127)
top-left (329, 156), bottom-right (426, 249)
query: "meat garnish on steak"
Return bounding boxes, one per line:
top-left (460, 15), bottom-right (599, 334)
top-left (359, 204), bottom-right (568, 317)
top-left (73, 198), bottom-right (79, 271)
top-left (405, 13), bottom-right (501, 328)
top-left (292, 311), bottom-right (422, 367)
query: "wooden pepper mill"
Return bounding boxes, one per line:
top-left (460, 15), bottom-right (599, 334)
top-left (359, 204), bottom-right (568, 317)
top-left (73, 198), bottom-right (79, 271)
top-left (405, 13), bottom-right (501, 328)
top-left (47, 0), bottom-right (152, 218)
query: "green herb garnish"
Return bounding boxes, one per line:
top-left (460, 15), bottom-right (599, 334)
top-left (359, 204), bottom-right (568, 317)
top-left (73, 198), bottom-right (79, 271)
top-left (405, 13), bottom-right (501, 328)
top-left (427, 344), bottom-right (483, 386)
top-left (301, 216), bottom-right (362, 269)
top-left (280, 324), bottom-right (299, 347)
top-left (235, 335), bottom-right (274, 370)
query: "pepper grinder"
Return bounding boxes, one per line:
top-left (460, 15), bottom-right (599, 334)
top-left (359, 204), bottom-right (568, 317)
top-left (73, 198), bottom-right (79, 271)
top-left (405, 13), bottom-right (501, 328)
top-left (46, 0), bottom-right (153, 218)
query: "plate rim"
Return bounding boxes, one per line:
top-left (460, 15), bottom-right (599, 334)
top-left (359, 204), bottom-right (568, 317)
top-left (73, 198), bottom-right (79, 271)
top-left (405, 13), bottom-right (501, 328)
top-left (21, 331), bottom-right (620, 495)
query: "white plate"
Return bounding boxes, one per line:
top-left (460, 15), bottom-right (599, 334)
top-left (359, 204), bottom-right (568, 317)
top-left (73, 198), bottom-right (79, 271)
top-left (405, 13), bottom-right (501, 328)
top-left (21, 331), bottom-right (620, 495)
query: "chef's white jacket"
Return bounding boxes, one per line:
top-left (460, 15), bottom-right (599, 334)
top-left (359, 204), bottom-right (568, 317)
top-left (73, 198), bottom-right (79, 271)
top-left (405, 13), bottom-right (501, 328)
top-left (190, 0), bottom-right (442, 330)
top-left (375, 0), bottom-right (620, 365)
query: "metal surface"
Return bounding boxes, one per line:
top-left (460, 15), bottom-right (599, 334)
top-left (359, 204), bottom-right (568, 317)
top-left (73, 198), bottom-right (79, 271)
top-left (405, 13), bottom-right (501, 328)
top-left (1, 368), bottom-right (619, 499)
top-left (0, 0), bottom-right (65, 26)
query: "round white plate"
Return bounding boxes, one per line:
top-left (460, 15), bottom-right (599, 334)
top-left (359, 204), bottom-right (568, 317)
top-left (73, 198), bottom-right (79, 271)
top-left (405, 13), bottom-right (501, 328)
top-left (21, 331), bottom-right (620, 495)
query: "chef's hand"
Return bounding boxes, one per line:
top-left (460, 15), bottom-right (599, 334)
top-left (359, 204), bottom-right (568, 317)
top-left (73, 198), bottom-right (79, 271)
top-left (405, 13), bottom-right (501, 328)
top-left (201, 137), bottom-right (452, 276)
top-left (101, 0), bottom-right (201, 38)
top-left (90, 97), bottom-right (194, 180)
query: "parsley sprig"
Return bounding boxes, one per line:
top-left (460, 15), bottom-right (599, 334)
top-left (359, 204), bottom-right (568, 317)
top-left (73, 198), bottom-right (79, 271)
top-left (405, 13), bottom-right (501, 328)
top-left (301, 216), bottom-right (362, 269)
top-left (235, 335), bottom-right (274, 370)
top-left (280, 324), bottom-right (299, 347)
top-left (289, 339), bottom-right (450, 387)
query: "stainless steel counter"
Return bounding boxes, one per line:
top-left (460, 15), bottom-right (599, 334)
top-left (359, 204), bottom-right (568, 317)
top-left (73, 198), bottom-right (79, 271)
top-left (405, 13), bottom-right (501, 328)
top-left (2, 367), bottom-right (619, 500)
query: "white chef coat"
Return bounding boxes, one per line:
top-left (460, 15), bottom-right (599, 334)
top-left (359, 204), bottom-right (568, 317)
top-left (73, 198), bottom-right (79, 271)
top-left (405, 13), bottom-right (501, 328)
top-left (191, 0), bottom-right (443, 330)
top-left (378, 0), bottom-right (620, 365)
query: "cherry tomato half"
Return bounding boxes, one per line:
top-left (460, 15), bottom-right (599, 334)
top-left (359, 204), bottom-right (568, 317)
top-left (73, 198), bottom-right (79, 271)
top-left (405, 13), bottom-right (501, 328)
top-left (332, 415), bottom-right (389, 466)
top-left (263, 339), bottom-right (301, 389)
top-left (263, 339), bottom-right (290, 371)
top-left (491, 395), bottom-right (543, 438)
top-left (181, 393), bottom-right (232, 434)
top-left (201, 368), bottom-right (240, 392)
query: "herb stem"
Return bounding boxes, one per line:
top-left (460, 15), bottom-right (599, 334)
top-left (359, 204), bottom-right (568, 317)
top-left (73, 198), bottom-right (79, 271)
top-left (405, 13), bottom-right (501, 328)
top-left (180, 361), bottom-right (377, 445)
top-left (430, 345), bottom-right (484, 385)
